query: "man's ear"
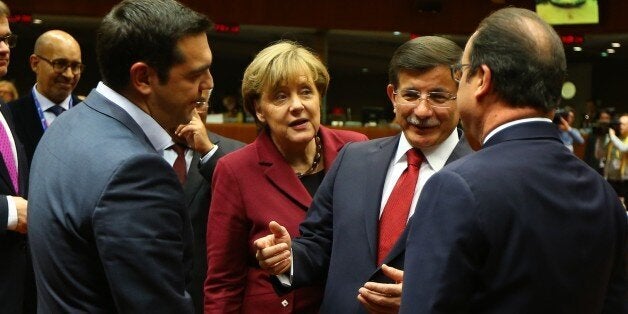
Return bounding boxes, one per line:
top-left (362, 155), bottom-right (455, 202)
top-left (29, 54), bottom-right (39, 73)
top-left (386, 84), bottom-right (397, 112)
top-left (474, 64), bottom-right (492, 99)
top-left (129, 62), bottom-right (154, 96)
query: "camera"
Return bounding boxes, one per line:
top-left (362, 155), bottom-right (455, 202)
top-left (552, 109), bottom-right (569, 124)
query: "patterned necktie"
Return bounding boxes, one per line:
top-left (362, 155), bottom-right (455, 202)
top-left (0, 120), bottom-right (18, 193)
top-left (171, 144), bottom-right (187, 184)
top-left (377, 148), bottom-right (423, 265)
top-left (47, 105), bottom-right (65, 116)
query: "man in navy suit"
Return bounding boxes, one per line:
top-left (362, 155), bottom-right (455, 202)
top-left (401, 8), bottom-right (626, 313)
top-left (9, 30), bottom-right (83, 165)
top-left (0, 2), bottom-right (34, 313)
top-left (28, 0), bottom-right (213, 312)
top-left (170, 99), bottom-right (245, 314)
top-left (254, 36), bottom-right (473, 313)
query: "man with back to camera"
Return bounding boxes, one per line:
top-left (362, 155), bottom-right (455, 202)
top-left (170, 92), bottom-right (245, 313)
top-left (0, 2), bottom-right (33, 313)
top-left (9, 30), bottom-right (83, 165)
top-left (253, 36), bottom-right (473, 313)
top-left (27, 0), bottom-right (214, 312)
top-left (400, 7), bottom-right (626, 313)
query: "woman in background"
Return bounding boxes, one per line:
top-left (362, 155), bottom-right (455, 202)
top-left (0, 80), bottom-right (18, 102)
top-left (204, 41), bottom-right (367, 313)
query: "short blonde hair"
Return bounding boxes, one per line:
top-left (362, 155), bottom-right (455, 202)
top-left (0, 1), bottom-right (9, 17)
top-left (241, 40), bottom-right (330, 127)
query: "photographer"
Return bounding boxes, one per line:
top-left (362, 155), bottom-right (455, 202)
top-left (605, 113), bottom-right (628, 205)
top-left (583, 109), bottom-right (612, 174)
top-left (554, 106), bottom-right (584, 153)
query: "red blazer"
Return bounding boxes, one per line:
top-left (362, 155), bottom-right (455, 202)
top-left (204, 126), bottom-right (367, 313)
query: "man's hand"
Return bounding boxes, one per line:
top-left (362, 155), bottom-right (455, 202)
top-left (357, 264), bottom-right (403, 314)
top-left (13, 196), bottom-right (27, 234)
top-left (253, 221), bottom-right (292, 275)
top-left (558, 117), bottom-right (570, 131)
top-left (174, 110), bottom-right (214, 155)
top-left (610, 128), bottom-right (616, 137)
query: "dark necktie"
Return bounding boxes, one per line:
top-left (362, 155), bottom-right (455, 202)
top-left (171, 144), bottom-right (187, 185)
top-left (47, 105), bottom-right (65, 116)
top-left (377, 148), bottom-right (423, 265)
top-left (0, 120), bottom-right (18, 193)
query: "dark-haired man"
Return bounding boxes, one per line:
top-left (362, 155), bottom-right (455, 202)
top-left (28, 0), bottom-right (213, 312)
top-left (254, 36), bottom-right (472, 313)
top-left (401, 7), bottom-right (626, 313)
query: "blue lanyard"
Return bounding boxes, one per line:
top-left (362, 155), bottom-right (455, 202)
top-left (32, 88), bottom-right (73, 131)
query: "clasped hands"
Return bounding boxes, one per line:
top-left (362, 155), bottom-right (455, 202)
top-left (254, 221), bottom-right (404, 314)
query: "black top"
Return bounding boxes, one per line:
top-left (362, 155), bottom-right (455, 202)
top-left (300, 170), bottom-right (325, 197)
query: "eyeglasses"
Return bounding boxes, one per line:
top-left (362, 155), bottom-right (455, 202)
top-left (35, 54), bottom-right (85, 75)
top-left (450, 63), bottom-right (471, 83)
top-left (0, 34), bottom-right (17, 48)
top-left (195, 88), bottom-right (212, 112)
top-left (393, 89), bottom-right (457, 108)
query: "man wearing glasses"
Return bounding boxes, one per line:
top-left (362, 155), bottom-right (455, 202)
top-left (254, 36), bottom-right (472, 313)
top-left (8, 30), bottom-right (83, 165)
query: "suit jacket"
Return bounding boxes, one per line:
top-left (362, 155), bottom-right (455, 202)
top-left (8, 92), bottom-right (82, 165)
top-left (186, 132), bottom-right (244, 314)
top-left (28, 89), bottom-right (195, 313)
top-left (290, 128), bottom-right (473, 313)
top-left (204, 126), bottom-right (368, 313)
top-left (400, 121), bottom-right (627, 313)
top-left (0, 102), bottom-right (32, 314)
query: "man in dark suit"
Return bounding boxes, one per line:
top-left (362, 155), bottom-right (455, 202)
top-left (28, 0), bottom-right (214, 312)
top-left (254, 36), bottom-right (473, 313)
top-left (170, 100), bottom-right (244, 314)
top-left (401, 8), bottom-right (626, 313)
top-left (0, 3), bottom-right (32, 313)
top-left (8, 29), bottom-right (82, 165)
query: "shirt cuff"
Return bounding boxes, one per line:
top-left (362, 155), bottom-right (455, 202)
top-left (6, 196), bottom-right (17, 230)
top-left (276, 251), bottom-right (294, 287)
top-left (199, 144), bottom-right (219, 165)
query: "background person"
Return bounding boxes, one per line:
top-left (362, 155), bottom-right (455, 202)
top-left (555, 106), bottom-right (584, 152)
top-left (169, 92), bottom-right (245, 314)
top-left (253, 36), bottom-right (473, 314)
top-left (0, 79), bottom-right (17, 102)
top-left (9, 30), bottom-right (83, 165)
top-left (203, 41), bottom-right (367, 313)
top-left (401, 8), bottom-right (626, 313)
top-left (605, 113), bottom-right (628, 205)
top-left (28, 0), bottom-right (213, 312)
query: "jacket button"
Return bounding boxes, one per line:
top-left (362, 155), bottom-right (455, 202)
top-left (281, 299), bottom-right (289, 307)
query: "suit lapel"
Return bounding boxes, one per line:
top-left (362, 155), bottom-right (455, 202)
top-left (257, 130), bottom-right (311, 209)
top-left (363, 135), bottom-right (401, 264)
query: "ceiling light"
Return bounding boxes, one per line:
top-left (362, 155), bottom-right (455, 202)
top-left (607, 48), bottom-right (615, 54)
top-left (361, 68), bottom-right (369, 73)
top-left (32, 19), bottom-right (42, 24)
top-left (573, 47), bottom-right (582, 52)
top-left (393, 31), bottom-right (401, 36)
top-left (611, 42), bottom-right (621, 48)
top-left (601, 52), bottom-right (608, 57)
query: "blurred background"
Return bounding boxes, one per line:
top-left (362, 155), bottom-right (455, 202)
top-left (5, 0), bottom-right (627, 126)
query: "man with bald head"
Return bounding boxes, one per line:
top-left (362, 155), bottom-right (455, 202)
top-left (9, 29), bottom-right (83, 164)
top-left (400, 7), bottom-right (626, 313)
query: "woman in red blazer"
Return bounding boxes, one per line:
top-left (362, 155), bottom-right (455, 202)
top-left (204, 41), bottom-right (367, 313)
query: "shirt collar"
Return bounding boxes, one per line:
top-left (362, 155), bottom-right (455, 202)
top-left (32, 84), bottom-right (72, 111)
top-left (483, 117), bottom-right (552, 144)
top-left (396, 128), bottom-right (460, 171)
top-left (95, 82), bottom-right (172, 152)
